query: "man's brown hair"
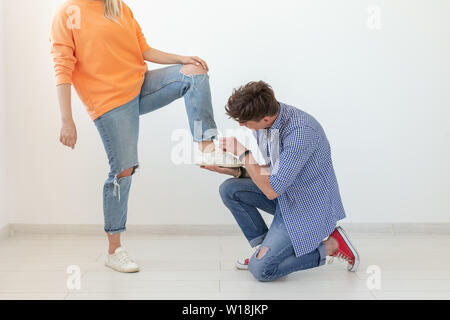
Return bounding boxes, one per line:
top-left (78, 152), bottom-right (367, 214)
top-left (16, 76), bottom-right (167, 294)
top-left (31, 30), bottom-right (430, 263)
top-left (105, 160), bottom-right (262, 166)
top-left (225, 81), bottom-right (279, 122)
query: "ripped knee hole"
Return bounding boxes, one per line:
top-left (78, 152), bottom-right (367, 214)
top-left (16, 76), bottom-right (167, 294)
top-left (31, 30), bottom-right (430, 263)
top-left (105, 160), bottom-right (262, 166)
top-left (117, 166), bottom-right (138, 179)
top-left (256, 246), bottom-right (269, 260)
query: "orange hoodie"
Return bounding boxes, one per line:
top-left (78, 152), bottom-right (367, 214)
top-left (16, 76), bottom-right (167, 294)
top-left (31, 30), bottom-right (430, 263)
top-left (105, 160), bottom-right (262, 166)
top-left (49, 0), bottom-right (150, 120)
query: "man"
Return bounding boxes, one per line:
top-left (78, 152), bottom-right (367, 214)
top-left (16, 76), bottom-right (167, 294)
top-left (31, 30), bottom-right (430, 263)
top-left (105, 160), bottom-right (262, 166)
top-left (201, 81), bottom-right (359, 281)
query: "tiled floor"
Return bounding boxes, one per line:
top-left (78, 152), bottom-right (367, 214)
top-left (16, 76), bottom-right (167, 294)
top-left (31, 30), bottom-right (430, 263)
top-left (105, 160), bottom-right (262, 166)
top-left (0, 231), bottom-right (450, 300)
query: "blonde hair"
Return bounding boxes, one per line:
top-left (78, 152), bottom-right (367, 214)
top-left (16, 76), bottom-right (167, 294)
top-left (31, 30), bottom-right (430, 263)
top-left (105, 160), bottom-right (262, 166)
top-left (103, 0), bottom-right (122, 22)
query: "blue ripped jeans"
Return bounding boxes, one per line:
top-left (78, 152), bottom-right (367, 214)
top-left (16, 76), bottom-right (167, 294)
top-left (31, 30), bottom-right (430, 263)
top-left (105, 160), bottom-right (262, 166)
top-left (94, 64), bottom-right (217, 234)
top-left (219, 178), bottom-right (327, 281)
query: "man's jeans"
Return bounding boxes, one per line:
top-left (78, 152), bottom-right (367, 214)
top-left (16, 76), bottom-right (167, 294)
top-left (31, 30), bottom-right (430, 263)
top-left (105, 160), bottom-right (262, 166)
top-left (94, 64), bottom-right (217, 234)
top-left (219, 178), bottom-right (327, 281)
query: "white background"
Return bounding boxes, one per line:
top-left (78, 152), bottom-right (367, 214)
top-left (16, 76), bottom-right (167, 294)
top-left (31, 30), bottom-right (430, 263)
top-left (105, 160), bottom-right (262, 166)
top-left (0, 0), bottom-right (449, 229)
top-left (0, 0), bottom-right (7, 229)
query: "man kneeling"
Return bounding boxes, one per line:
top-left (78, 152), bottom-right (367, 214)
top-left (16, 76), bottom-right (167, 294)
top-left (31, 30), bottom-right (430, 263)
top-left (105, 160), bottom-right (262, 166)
top-left (201, 81), bottom-right (360, 281)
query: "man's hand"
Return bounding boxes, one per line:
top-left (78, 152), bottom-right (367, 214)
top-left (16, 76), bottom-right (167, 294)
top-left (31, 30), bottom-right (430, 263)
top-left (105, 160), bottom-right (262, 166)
top-left (219, 137), bottom-right (247, 156)
top-left (200, 165), bottom-right (239, 177)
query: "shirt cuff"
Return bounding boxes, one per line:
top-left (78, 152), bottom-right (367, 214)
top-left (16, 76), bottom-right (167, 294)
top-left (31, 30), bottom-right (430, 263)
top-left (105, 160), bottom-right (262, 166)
top-left (269, 174), bottom-right (285, 196)
top-left (140, 41), bottom-right (151, 54)
top-left (56, 75), bottom-right (72, 85)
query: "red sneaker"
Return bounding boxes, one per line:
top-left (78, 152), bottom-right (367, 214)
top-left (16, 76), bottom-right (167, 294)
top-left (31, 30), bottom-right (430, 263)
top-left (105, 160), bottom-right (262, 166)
top-left (235, 258), bottom-right (249, 270)
top-left (328, 226), bottom-right (360, 272)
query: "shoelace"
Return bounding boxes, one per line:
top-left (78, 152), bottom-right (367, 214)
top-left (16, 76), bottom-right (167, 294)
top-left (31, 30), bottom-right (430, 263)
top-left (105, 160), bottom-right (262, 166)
top-left (116, 250), bottom-right (135, 265)
top-left (216, 151), bottom-right (239, 165)
top-left (198, 151), bottom-right (238, 165)
top-left (328, 251), bottom-right (352, 265)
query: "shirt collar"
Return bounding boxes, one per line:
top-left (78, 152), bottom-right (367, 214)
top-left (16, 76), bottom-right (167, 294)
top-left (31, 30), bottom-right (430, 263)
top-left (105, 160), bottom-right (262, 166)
top-left (269, 102), bottom-right (283, 131)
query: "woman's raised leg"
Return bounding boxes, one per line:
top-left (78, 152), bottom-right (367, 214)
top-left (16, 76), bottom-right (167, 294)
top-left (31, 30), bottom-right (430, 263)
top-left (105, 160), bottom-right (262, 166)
top-left (138, 64), bottom-right (217, 143)
top-left (138, 64), bottom-right (241, 166)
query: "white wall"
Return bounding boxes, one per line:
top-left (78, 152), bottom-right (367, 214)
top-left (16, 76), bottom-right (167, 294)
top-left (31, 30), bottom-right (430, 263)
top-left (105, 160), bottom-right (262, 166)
top-left (3, 0), bottom-right (450, 226)
top-left (0, 0), bottom-right (8, 230)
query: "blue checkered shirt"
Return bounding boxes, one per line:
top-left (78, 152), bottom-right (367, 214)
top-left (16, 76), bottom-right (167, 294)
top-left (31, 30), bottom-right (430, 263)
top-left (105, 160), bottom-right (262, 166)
top-left (254, 102), bottom-right (346, 257)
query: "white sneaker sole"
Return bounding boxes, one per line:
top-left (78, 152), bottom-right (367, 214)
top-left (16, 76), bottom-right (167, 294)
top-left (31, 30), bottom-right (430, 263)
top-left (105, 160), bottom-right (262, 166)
top-left (195, 162), bottom-right (243, 168)
top-left (235, 261), bottom-right (249, 270)
top-left (335, 226), bottom-right (360, 272)
top-left (105, 261), bottom-right (140, 273)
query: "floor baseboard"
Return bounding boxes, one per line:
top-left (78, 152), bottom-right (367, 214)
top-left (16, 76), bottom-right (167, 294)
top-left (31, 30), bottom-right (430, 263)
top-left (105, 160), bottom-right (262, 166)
top-left (9, 224), bottom-right (242, 236)
top-left (8, 223), bottom-right (450, 236)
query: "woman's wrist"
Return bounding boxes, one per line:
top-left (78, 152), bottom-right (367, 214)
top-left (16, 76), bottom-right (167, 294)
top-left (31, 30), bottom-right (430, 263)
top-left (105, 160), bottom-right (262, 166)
top-left (61, 116), bottom-right (74, 125)
top-left (178, 55), bottom-right (187, 64)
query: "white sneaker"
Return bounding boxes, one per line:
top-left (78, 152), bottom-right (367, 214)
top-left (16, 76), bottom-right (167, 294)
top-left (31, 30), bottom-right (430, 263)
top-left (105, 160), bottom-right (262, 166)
top-left (195, 150), bottom-right (243, 168)
top-left (235, 257), bottom-right (250, 270)
top-left (105, 247), bottom-right (139, 273)
top-left (235, 245), bottom-right (262, 270)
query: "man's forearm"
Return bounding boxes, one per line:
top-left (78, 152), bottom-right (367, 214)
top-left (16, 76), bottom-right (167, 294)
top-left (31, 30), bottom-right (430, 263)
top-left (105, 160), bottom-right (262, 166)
top-left (142, 47), bottom-right (182, 65)
top-left (242, 153), bottom-right (278, 200)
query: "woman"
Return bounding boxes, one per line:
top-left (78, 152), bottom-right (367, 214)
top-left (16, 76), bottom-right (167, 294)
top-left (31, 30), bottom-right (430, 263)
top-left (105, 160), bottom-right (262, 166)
top-left (50, 0), bottom-right (240, 273)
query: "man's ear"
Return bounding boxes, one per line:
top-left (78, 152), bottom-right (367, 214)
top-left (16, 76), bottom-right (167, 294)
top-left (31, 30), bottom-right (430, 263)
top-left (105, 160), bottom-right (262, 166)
top-left (262, 116), bottom-right (271, 123)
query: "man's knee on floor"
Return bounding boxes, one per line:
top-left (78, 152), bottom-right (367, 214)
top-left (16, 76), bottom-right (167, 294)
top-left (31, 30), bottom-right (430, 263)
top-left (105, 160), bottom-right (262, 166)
top-left (248, 247), bottom-right (273, 282)
top-left (256, 246), bottom-right (269, 259)
top-left (181, 64), bottom-right (208, 76)
top-left (117, 166), bottom-right (137, 179)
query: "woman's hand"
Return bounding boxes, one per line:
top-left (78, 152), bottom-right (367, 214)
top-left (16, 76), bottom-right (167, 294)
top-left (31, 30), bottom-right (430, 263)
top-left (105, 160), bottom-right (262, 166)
top-left (201, 165), bottom-right (239, 177)
top-left (60, 119), bottom-right (77, 149)
top-left (180, 56), bottom-right (209, 71)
